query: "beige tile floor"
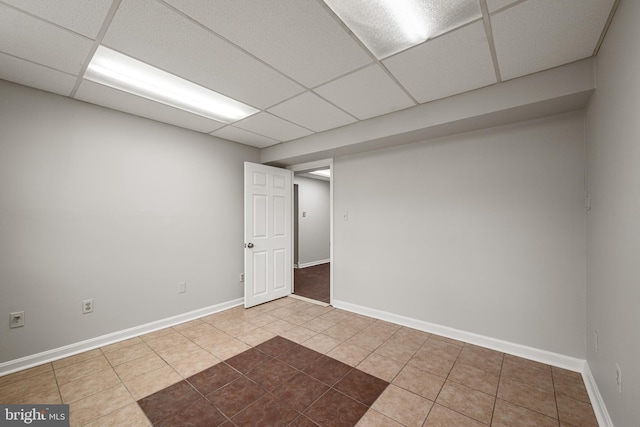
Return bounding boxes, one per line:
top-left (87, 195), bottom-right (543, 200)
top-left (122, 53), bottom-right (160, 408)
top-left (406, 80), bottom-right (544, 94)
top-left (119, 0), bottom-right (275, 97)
top-left (0, 297), bottom-right (599, 426)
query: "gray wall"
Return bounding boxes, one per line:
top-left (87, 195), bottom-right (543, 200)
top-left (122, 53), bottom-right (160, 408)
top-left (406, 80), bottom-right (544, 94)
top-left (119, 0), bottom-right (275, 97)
top-left (585, 0), bottom-right (640, 424)
top-left (294, 176), bottom-right (330, 266)
top-left (0, 81), bottom-right (260, 363)
top-left (334, 112), bottom-right (587, 357)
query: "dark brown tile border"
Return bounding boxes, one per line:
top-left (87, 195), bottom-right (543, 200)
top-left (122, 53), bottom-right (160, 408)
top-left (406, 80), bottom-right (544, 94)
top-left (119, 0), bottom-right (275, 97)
top-left (137, 336), bottom-right (389, 426)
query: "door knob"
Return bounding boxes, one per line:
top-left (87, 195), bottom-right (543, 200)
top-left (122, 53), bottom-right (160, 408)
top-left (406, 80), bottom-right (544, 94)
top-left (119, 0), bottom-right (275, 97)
top-left (245, 243), bottom-right (254, 248)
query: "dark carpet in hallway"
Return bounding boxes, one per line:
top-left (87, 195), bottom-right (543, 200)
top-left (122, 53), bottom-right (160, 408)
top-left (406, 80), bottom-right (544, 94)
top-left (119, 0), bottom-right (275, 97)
top-left (294, 263), bottom-right (330, 304)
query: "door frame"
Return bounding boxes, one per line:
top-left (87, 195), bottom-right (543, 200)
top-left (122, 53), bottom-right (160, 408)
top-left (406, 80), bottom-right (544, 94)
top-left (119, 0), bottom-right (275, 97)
top-left (288, 159), bottom-right (334, 305)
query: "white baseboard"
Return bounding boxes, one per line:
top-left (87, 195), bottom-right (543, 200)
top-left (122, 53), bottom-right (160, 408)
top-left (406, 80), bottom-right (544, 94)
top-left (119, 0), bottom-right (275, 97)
top-left (295, 259), bottom-right (330, 269)
top-left (582, 363), bottom-right (614, 427)
top-left (332, 299), bottom-right (615, 425)
top-left (332, 299), bottom-right (586, 372)
top-left (1, 296), bottom-right (613, 427)
top-left (0, 298), bottom-right (243, 377)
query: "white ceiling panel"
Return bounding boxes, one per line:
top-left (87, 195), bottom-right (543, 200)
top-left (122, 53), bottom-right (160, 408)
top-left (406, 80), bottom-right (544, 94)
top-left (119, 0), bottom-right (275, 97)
top-left (164, 0), bottom-right (373, 88)
top-left (234, 112), bottom-right (313, 142)
top-left (383, 21), bottom-right (497, 104)
top-left (0, 4), bottom-right (94, 75)
top-left (75, 80), bottom-right (226, 134)
top-left (492, 0), bottom-right (616, 81)
top-left (268, 92), bottom-right (357, 132)
top-left (1, 0), bottom-right (113, 38)
top-left (486, 0), bottom-right (520, 13)
top-left (0, 0), bottom-right (618, 148)
top-left (315, 64), bottom-right (416, 120)
top-left (212, 126), bottom-right (279, 149)
top-left (0, 53), bottom-right (77, 96)
top-left (323, 0), bottom-right (482, 59)
top-left (102, 0), bottom-right (304, 109)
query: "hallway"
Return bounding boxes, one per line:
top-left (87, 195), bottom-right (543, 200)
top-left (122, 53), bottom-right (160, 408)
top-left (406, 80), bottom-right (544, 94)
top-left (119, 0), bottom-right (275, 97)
top-left (293, 263), bottom-right (330, 304)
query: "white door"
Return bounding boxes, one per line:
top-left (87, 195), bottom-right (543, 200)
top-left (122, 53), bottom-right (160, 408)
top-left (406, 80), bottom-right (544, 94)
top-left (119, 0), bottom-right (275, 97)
top-left (244, 162), bottom-right (293, 308)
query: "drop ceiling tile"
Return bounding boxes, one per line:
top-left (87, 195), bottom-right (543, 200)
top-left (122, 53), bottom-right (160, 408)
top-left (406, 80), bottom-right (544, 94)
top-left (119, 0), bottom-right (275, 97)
top-left (268, 92), bottom-right (357, 133)
top-left (323, 0), bottom-right (482, 59)
top-left (315, 64), bottom-right (415, 120)
top-left (383, 21), bottom-right (496, 104)
top-left (75, 80), bottom-right (226, 134)
top-left (0, 53), bottom-right (77, 96)
top-left (102, 0), bottom-right (304, 109)
top-left (234, 112), bottom-right (313, 142)
top-left (2, 0), bottom-right (113, 38)
top-left (0, 4), bottom-right (94, 75)
top-left (164, 0), bottom-right (373, 88)
top-left (486, 0), bottom-right (520, 13)
top-left (492, 0), bottom-right (616, 81)
top-left (212, 126), bottom-right (279, 149)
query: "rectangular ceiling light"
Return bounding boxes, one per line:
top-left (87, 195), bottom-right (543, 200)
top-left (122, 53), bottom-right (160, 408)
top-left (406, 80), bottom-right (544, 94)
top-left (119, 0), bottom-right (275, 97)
top-left (84, 46), bottom-right (258, 123)
top-left (323, 0), bottom-right (482, 59)
top-left (309, 169), bottom-right (331, 178)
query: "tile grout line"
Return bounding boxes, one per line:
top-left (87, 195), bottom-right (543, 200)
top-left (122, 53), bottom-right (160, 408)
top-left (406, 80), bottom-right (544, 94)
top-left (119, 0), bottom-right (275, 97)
top-left (425, 339), bottom-right (462, 425)
top-left (6, 297), bottom-right (598, 426)
top-left (488, 349), bottom-right (506, 426)
top-left (94, 346), bottom-right (144, 426)
top-left (51, 362), bottom-right (64, 406)
top-left (550, 365), bottom-right (561, 423)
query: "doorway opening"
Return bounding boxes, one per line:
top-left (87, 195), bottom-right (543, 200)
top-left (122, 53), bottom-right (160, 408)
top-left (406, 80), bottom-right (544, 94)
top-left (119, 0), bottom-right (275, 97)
top-left (291, 161), bottom-right (332, 305)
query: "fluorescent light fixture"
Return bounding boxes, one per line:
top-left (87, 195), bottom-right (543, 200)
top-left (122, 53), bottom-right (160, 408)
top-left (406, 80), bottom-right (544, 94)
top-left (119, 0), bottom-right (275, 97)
top-left (84, 46), bottom-right (258, 123)
top-left (323, 0), bottom-right (482, 59)
top-left (309, 169), bottom-right (331, 178)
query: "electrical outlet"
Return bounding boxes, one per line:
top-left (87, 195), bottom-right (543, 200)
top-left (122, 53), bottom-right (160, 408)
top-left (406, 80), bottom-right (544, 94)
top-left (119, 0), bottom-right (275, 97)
top-left (616, 364), bottom-right (622, 393)
top-left (179, 282), bottom-right (187, 294)
top-left (10, 311), bottom-right (24, 328)
top-left (593, 330), bottom-right (598, 352)
top-left (82, 299), bottom-right (94, 314)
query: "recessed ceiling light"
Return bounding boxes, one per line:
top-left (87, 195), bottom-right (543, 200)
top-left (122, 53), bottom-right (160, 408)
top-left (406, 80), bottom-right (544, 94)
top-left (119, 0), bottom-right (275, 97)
top-left (323, 0), bottom-right (482, 59)
top-left (309, 169), bottom-right (331, 178)
top-left (84, 46), bottom-right (258, 123)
